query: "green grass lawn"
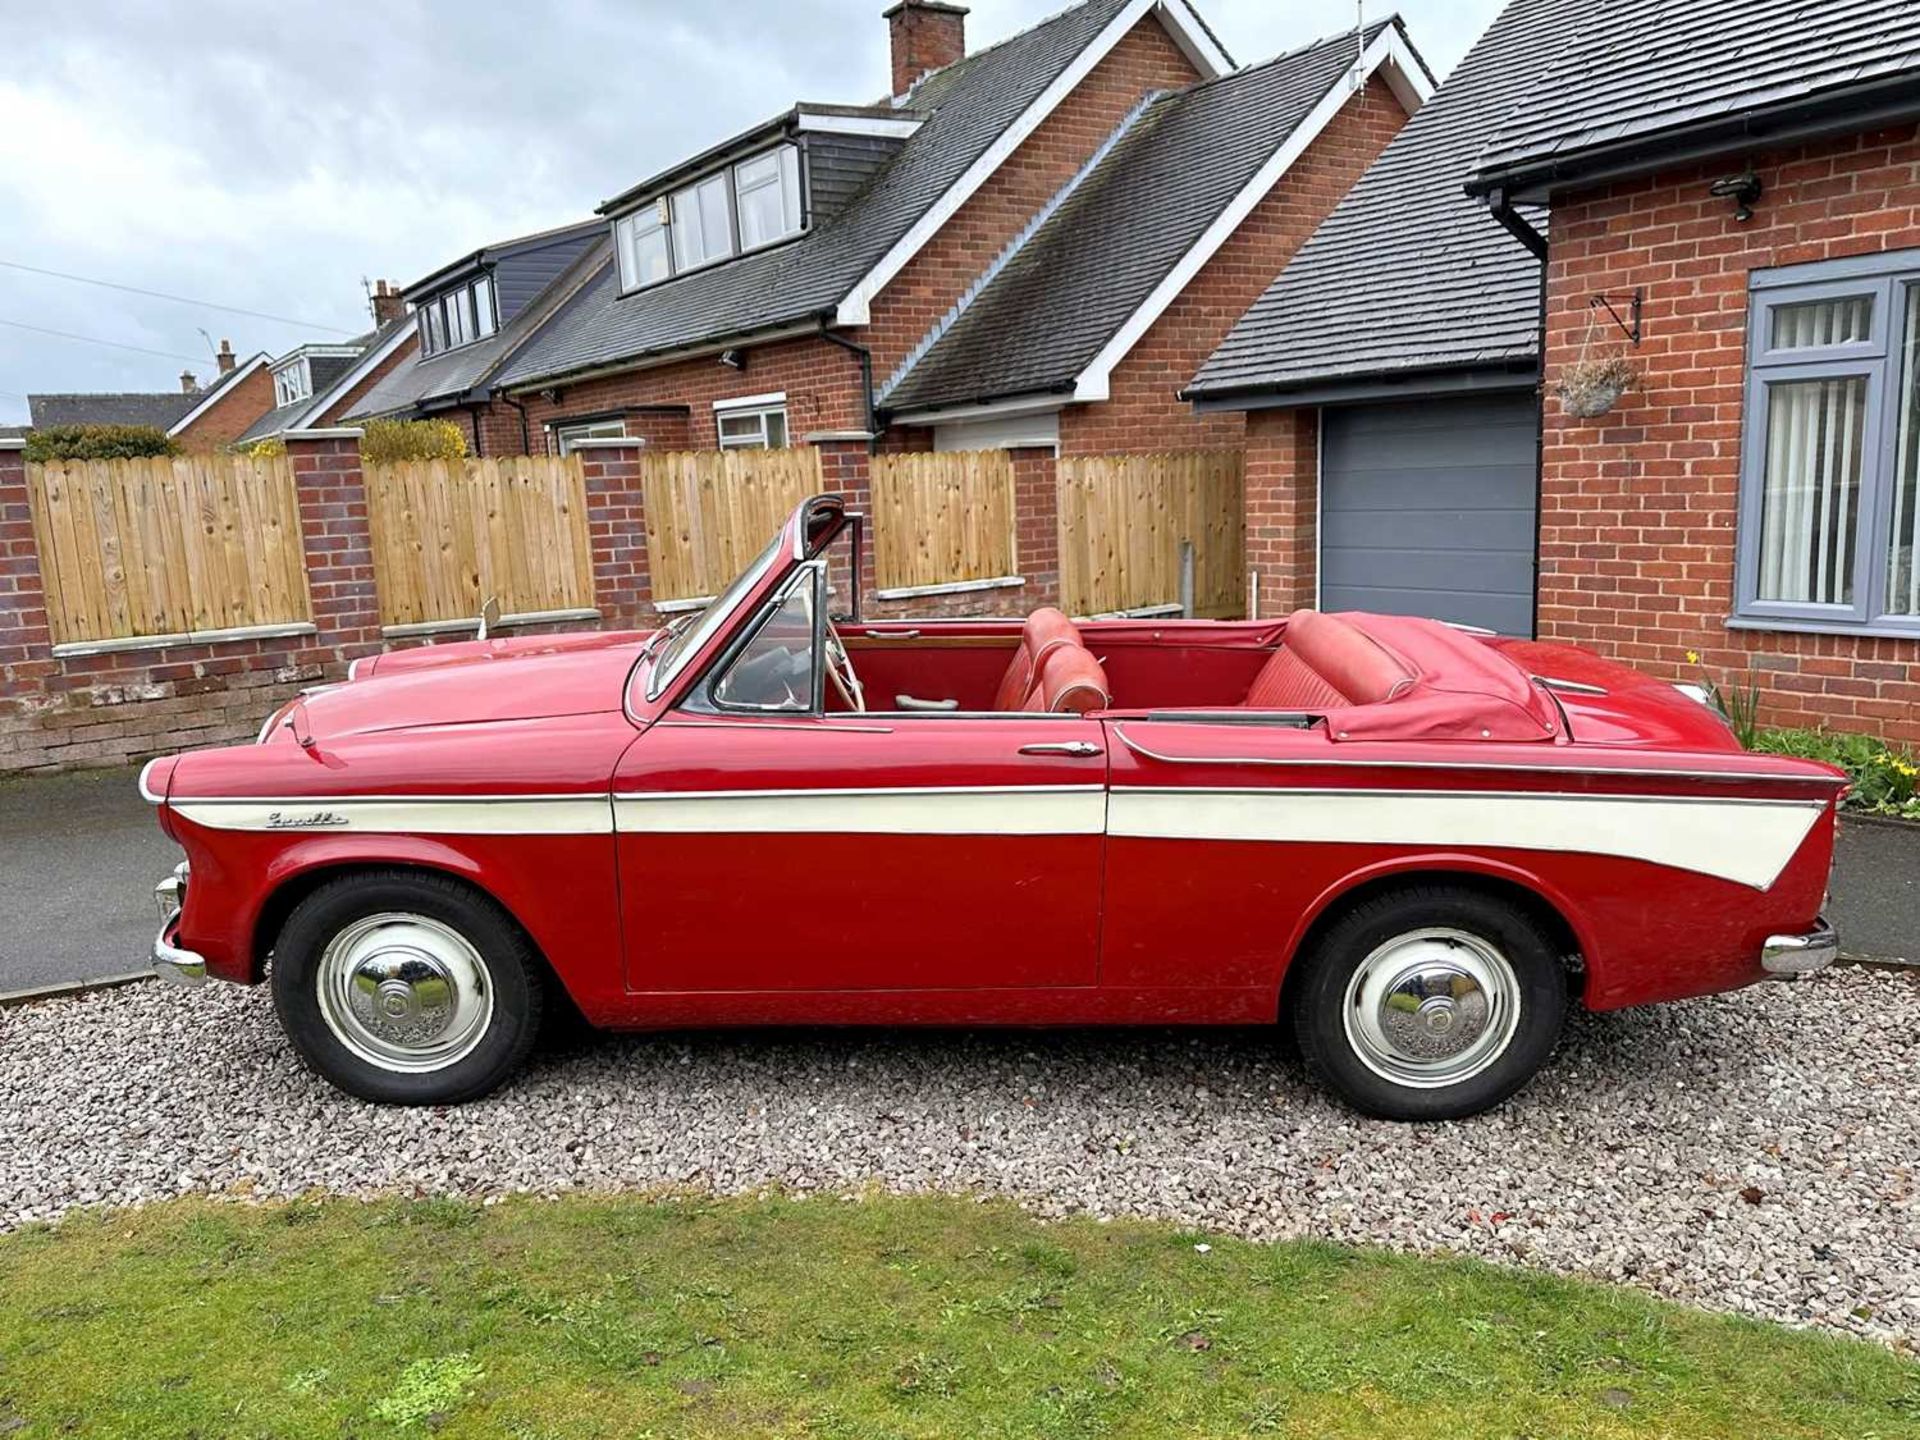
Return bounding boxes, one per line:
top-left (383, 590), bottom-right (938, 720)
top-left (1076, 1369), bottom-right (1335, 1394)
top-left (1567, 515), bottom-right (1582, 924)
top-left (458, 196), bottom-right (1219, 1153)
top-left (0, 1193), bottom-right (1915, 1439)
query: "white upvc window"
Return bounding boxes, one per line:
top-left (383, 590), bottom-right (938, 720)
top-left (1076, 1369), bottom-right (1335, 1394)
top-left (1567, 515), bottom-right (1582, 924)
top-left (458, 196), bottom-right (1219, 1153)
top-left (1736, 248), bottom-right (1920, 636)
top-left (552, 418), bottom-right (629, 455)
top-left (272, 360), bottom-right (311, 408)
top-left (612, 143), bottom-right (805, 295)
top-left (714, 392), bottom-right (788, 450)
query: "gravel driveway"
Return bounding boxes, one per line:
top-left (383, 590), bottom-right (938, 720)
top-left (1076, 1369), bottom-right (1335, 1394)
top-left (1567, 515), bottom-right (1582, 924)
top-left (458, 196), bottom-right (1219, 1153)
top-left (2, 967), bottom-right (1915, 1350)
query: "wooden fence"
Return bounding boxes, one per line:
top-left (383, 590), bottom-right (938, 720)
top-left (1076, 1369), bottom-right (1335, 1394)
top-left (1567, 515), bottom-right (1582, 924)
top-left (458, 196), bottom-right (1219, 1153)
top-left (365, 455), bottom-right (594, 629)
top-left (870, 450), bottom-right (1017, 593)
top-left (1057, 451), bottom-right (1245, 618)
top-left (27, 454), bottom-right (311, 647)
top-left (642, 448), bottom-right (823, 602)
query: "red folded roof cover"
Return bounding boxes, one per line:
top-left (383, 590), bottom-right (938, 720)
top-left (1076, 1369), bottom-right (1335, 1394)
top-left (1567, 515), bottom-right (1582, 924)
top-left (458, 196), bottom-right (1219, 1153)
top-left (1304, 612), bottom-right (1560, 743)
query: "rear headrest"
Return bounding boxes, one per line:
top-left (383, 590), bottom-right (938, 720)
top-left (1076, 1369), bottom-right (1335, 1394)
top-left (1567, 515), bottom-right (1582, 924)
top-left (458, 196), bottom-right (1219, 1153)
top-left (1284, 609), bottom-right (1416, 706)
top-left (1023, 607), bottom-right (1082, 660)
top-left (1031, 644), bottom-right (1111, 715)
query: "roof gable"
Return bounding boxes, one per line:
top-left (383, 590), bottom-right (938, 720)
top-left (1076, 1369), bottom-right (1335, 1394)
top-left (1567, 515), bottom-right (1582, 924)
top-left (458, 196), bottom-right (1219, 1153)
top-left (497, 0), bottom-right (1230, 392)
top-left (167, 351), bottom-right (271, 437)
top-left (883, 19), bottom-right (1429, 416)
top-left (1190, 0), bottom-right (1583, 402)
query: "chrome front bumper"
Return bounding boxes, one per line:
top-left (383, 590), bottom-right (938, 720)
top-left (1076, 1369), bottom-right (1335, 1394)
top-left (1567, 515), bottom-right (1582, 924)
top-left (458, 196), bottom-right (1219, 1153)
top-left (1762, 917), bottom-right (1839, 978)
top-left (152, 862), bottom-right (206, 987)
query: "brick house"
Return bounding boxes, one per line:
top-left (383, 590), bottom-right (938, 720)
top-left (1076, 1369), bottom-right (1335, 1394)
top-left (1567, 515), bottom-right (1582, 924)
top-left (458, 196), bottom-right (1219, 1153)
top-left (340, 225), bottom-right (607, 453)
top-left (480, 0), bottom-right (1422, 460)
top-left (1192, 0), bottom-right (1920, 742)
top-left (236, 282), bottom-right (417, 447)
top-left (28, 338), bottom-right (274, 451)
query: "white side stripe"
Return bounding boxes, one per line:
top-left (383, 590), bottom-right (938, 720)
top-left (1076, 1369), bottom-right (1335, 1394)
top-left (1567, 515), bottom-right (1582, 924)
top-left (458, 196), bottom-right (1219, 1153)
top-left (1108, 789), bottom-right (1826, 890)
top-left (172, 797), bottom-right (613, 836)
top-left (613, 786), bottom-right (1106, 836)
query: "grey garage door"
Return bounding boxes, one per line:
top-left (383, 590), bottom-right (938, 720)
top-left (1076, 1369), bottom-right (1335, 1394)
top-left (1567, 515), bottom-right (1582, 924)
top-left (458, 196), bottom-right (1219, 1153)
top-left (1319, 395), bottom-right (1540, 637)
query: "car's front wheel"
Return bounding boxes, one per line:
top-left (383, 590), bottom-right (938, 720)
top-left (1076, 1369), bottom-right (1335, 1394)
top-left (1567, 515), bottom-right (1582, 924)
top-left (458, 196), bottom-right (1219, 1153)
top-left (271, 870), bottom-right (544, 1105)
top-left (1290, 885), bottom-right (1567, 1121)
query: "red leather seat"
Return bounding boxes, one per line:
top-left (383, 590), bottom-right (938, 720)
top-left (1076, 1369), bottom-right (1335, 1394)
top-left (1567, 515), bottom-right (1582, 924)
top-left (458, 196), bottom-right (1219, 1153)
top-left (994, 608), bottom-right (1085, 711)
top-left (1244, 610), bottom-right (1416, 710)
top-left (1024, 643), bottom-right (1111, 714)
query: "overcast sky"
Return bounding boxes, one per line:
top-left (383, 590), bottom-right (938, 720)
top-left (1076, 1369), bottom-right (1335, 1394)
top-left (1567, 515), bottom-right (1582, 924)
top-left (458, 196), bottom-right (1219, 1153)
top-left (0, 0), bottom-right (1502, 424)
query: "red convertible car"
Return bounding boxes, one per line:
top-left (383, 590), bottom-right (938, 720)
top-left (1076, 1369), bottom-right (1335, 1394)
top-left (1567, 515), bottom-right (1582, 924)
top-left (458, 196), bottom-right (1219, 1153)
top-left (142, 496), bottom-right (1843, 1119)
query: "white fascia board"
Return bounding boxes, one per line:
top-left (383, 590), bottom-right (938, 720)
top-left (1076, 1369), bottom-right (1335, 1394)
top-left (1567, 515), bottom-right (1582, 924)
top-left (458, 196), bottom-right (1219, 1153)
top-left (797, 111), bottom-right (924, 139)
top-left (712, 390), bottom-right (788, 411)
top-left (166, 352), bottom-right (269, 437)
top-left (892, 392), bottom-right (1067, 427)
top-left (1072, 27), bottom-right (1427, 404)
top-left (288, 324), bottom-right (418, 433)
top-left (835, 0), bottom-right (1227, 328)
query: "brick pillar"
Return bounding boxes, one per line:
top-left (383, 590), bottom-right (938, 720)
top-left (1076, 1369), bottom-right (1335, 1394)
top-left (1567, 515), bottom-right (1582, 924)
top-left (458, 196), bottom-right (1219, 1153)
top-left (1007, 445), bottom-right (1060, 609)
top-left (0, 439), bottom-right (54, 701)
top-left (1244, 407), bottom-right (1319, 620)
top-left (570, 437), bottom-right (651, 627)
top-left (284, 431), bottom-right (380, 668)
top-left (811, 436), bottom-right (877, 614)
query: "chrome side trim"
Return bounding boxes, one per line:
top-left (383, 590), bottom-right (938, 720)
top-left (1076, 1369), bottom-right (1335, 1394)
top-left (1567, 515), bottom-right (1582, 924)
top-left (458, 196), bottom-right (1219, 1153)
top-left (1533, 675), bottom-right (1608, 696)
top-left (1110, 723), bottom-right (1842, 785)
top-left (613, 783), bottom-right (1104, 801)
top-left (1761, 919), bottom-right (1839, 977)
top-left (138, 757), bottom-right (168, 804)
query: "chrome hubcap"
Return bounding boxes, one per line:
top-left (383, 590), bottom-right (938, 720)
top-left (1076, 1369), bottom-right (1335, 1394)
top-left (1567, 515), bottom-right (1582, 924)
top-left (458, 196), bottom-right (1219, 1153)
top-left (316, 913), bottom-right (494, 1074)
top-left (1342, 927), bottom-right (1522, 1089)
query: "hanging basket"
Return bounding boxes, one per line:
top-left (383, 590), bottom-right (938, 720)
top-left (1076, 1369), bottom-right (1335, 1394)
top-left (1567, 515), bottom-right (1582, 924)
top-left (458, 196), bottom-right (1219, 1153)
top-left (1555, 353), bottom-right (1640, 419)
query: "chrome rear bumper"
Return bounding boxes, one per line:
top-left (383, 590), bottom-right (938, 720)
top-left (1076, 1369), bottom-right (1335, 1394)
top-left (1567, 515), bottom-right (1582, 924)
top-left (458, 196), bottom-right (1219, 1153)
top-left (152, 862), bottom-right (206, 987)
top-left (1762, 918), bottom-right (1839, 977)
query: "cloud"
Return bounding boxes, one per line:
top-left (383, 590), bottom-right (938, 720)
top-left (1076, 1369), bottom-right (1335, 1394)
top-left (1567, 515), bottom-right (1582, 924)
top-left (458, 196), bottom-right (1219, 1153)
top-left (0, 0), bottom-right (1501, 423)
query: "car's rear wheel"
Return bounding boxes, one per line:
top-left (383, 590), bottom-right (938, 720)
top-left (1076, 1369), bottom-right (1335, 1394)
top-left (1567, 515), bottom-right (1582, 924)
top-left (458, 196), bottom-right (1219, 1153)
top-left (1290, 885), bottom-right (1566, 1121)
top-left (271, 870), bottom-right (544, 1105)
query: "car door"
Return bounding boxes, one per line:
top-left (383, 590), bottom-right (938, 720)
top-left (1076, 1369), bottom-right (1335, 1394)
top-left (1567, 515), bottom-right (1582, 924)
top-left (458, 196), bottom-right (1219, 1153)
top-left (613, 567), bottom-right (1108, 994)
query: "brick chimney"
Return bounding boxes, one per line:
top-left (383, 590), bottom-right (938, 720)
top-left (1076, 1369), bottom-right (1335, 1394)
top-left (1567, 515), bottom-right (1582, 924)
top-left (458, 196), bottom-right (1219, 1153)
top-left (179, 369), bottom-right (198, 393)
top-left (215, 339), bottom-right (236, 374)
top-left (370, 279), bottom-right (406, 326)
top-left (885, 0), bottom-right (967, 97)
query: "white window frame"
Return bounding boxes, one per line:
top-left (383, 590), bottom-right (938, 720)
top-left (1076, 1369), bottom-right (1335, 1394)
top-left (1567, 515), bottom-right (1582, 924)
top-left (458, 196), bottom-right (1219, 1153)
top-left (714, 392), bottom-right (789, 450)
top-left (611, 143), bottom-right (806, 297)
top-left (1736, 248), bottom-right (1920, 637)
top-left (272, 359), bottom-right (311, 408)
top-left (552, 417), bottom-right (630, 455)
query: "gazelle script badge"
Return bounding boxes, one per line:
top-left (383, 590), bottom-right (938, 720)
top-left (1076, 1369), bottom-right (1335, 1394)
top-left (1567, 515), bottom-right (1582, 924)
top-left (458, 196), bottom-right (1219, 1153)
top-left (265, 810), bottom-right (350, 830)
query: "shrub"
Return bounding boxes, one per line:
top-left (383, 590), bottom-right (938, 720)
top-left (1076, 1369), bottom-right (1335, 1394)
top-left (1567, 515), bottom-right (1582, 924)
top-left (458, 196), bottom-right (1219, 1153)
top-left (241, 436), bottom-right (286, 459)
top-left (1754, 727), bottom-right (1920, 821)
top-left (24, 424), bottom-right (178, 462)
top-left (359, 417), bottom-right (467, 465)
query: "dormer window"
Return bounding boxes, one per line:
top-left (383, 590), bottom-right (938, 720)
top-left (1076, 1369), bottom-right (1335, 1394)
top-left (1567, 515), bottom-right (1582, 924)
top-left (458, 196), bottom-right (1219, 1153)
top-left (613, 143), bottom-right (806, 294)
top-left (418, 274), bottom-right (498, 357)
top-left (273, 361), bottom-right (311, 408)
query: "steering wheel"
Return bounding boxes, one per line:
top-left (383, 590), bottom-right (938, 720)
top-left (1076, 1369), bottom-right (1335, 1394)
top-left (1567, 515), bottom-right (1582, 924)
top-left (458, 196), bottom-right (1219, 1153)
top-left (824, 620), bottom-right (867, 713)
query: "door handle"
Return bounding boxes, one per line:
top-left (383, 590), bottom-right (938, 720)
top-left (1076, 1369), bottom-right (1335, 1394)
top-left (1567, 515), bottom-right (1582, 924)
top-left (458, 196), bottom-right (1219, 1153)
top-left (1019, 741), bottom-right (1103, 757)
top-left (859, 628), bottom-right (921, 640)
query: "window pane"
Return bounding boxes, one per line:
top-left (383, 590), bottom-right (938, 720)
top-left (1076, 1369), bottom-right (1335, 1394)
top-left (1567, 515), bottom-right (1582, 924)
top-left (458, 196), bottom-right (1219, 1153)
top-left (473, 276), bottom-right (496, 337)
top-left (672, 174), bottom-right (734, 270)
top-left (619, 212), bottom-right (671, 288)
top-left (444, 291), bottom-right (470, 348)
top-left (717, 411), bottom-right (765, 448)
top-left (554, 419), bottom-right (627, 456)
top-left (1757, 375), bottom-right (1866, 605)
top-left (1889, 288), bottom-right (1920, 616)
top-left (714, 577), bottom-right (816, 710)
top-left (1771, 296), bottom-right (1872, 349)
top-left (764, 409), bottom-right (788, 448)
top-left (736, 147), bottom-right (801, 250)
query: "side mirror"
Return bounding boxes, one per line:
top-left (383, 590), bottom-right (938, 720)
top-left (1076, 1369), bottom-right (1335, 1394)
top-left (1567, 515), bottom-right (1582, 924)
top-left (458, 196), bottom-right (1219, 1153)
top-left (477, 595), bottom-right (501, 642)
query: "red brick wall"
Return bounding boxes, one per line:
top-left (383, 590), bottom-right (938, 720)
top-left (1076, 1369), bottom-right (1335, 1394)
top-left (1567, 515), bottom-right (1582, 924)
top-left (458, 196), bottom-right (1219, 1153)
top-left (515, 335), bottom-right (869, 452)
top-left (0, 436), bottom-right (382, 775)
top-left (1241, 406), bottom-right (1318, 619)
top-left (866, 12), bottom-right (1205, 378)
top-left (174, 363), bottom-right (275, 451)
top-left (1539, 124), bottom-right (1920, 741)
top-left (1058, 74), bottom-right (1408, 457)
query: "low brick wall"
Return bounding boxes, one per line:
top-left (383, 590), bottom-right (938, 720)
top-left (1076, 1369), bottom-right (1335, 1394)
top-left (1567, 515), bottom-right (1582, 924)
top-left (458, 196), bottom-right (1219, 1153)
top-left (0, 435), bottom-right (1073, 776)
